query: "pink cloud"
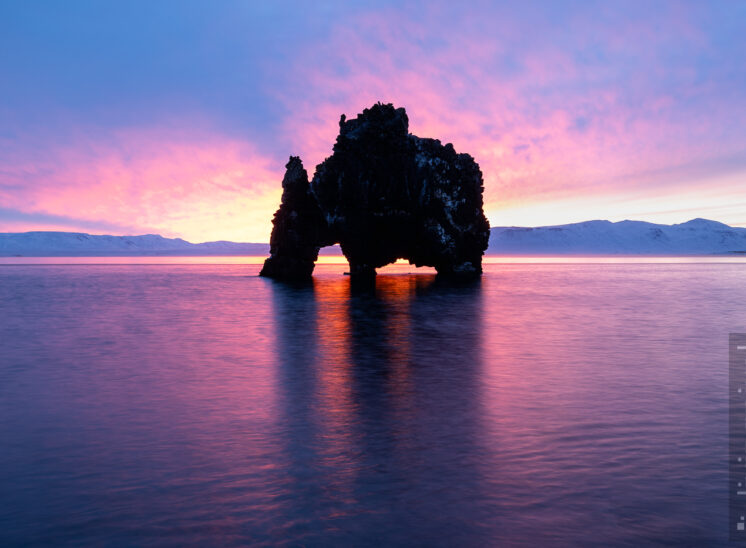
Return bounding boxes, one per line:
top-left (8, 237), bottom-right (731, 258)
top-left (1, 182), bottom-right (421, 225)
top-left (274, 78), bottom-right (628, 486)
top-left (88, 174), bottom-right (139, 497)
top-left (0, 126), bottom-right (284, 242)
top-left (4, 3), bottom-right (744, 241)
top-left (276, 6), bottom-right (746, 227)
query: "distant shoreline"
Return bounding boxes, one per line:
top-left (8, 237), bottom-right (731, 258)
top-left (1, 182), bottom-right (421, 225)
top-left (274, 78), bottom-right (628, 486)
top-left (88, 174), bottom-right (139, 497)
top-left (3, 256), bottom-right (746, 267)
top-left (2, 218), bottom-right (745, 257)
top-left (2, 252), bottom-right (745, 257)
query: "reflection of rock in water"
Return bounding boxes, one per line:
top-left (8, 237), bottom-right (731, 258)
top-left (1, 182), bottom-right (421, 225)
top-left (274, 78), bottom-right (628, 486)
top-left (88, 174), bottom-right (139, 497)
top-left (268, 274), bottom-right (489, 545)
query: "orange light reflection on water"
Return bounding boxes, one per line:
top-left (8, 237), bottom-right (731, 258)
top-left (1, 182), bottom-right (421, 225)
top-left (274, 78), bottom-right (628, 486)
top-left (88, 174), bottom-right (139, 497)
top-left (310, 277), bottom-right (358, 502)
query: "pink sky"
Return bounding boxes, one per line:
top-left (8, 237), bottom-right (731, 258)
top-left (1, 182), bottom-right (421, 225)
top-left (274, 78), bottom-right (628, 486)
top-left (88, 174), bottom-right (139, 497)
top-left (1, 2), bottom-right (744, 242)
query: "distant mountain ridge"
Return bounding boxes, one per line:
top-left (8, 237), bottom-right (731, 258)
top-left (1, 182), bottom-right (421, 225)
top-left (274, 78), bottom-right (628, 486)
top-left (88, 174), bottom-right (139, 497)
top-left (0, 232), bottom-right (270, 257)
top-left (1, 219), bottom-right (745, 256)
top-left (488, 218), bottom-right (746, 255)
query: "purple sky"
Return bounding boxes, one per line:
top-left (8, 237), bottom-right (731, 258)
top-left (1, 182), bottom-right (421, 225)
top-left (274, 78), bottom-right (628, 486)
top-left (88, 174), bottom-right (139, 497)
top-left (1, 1), bottom-right (744, 242)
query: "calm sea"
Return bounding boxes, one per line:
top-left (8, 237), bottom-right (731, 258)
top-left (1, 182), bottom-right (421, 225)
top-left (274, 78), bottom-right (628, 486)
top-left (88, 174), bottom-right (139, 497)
top-left (1, 259), bottom-right (745, 546)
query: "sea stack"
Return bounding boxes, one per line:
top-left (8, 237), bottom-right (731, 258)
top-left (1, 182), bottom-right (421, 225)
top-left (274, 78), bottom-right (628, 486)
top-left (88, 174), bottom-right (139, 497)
top-left (260, 103), bottom-right (490, 280)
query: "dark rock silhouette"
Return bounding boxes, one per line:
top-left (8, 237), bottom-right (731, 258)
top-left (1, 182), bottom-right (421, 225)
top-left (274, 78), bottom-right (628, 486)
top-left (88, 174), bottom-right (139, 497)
top-left (259, 157), bottom-right (329, 280)
top-left (260, 103), bottom-right (490, 280)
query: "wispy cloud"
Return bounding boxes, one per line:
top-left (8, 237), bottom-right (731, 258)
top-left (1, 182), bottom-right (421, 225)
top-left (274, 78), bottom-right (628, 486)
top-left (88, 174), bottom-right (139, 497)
top-left (0, 207), bottom-right (155, 235)
top-left (0, 126), bottom-right (283, 242)
top-left (1, 1), bottom-right (744, 238)
top-left (279, 3), bottom-right (746, 225)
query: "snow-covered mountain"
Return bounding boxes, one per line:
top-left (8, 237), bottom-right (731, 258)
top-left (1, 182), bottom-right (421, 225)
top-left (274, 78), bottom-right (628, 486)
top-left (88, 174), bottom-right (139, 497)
top-left (2, 219), bottom-right (745, 256)
top-left (488, 218), bottom-right (746, 255)
top-left (0, 232), bottom-right (269, 256)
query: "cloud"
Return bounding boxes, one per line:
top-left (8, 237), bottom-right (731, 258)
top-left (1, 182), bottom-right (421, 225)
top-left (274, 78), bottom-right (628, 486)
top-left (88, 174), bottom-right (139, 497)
top-left (1, 1), bottom-right (745, 238)
top-left (0, 207), bottom-right (153, 235)
top-left (276, 2), bottom-right (746, 223)
top-left (0, 126), bottom-right (284, 242)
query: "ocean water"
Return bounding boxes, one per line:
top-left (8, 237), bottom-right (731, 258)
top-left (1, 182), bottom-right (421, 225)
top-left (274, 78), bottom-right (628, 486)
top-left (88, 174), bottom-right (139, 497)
top-left (1, 260), bottom-right (745, 546)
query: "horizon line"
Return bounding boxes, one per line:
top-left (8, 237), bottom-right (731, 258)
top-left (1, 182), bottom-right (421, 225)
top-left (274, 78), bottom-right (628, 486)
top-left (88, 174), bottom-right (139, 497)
top-left (0, 216), bottom-right (743, 245)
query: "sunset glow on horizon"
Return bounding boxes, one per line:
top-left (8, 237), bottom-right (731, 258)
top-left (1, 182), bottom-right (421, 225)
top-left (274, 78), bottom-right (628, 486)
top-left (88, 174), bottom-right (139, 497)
top-left (1, 1), bottom-right (744, 242)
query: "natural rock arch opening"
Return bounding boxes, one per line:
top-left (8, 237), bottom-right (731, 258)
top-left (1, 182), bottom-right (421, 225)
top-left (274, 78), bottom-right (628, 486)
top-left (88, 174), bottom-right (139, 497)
top-left (260, 103), bottom-right (490, 281)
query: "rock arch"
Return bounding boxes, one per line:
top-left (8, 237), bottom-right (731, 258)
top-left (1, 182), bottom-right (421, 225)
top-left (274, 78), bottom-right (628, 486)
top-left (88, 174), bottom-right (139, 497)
top-left (260, 103), bottom-right (490, 281)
